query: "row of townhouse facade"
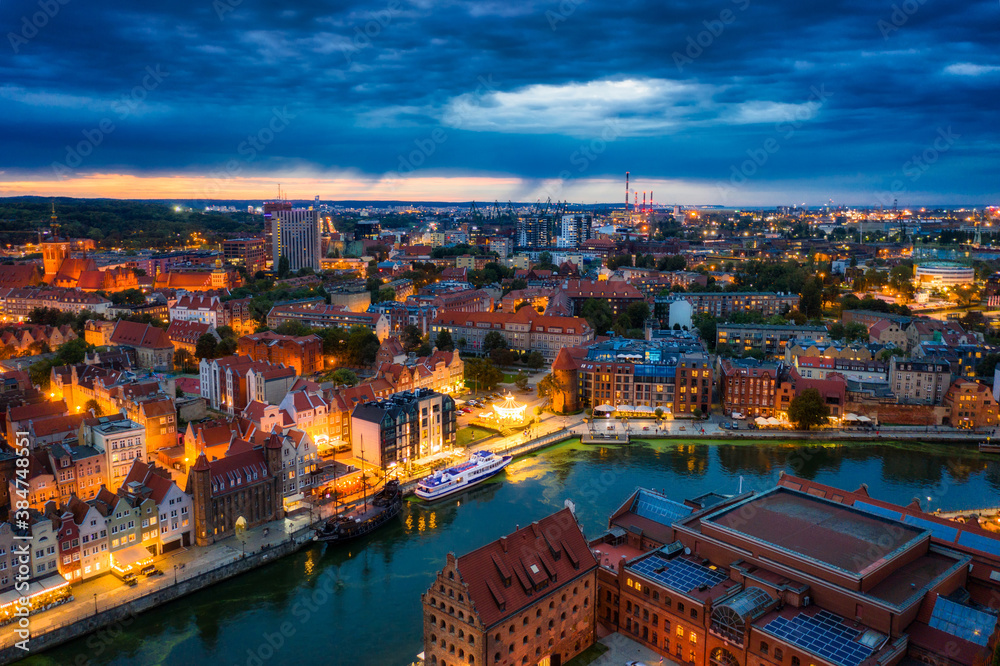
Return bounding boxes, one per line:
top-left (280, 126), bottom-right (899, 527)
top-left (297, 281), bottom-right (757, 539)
top-left (430, 307), bottom-right (594, 362)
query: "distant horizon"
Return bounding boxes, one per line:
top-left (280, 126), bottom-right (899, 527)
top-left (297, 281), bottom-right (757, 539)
top-left (0, 193), bottom-right (995, 212)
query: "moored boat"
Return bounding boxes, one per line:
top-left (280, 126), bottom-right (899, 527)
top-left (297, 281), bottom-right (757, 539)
top-left (415, 450), bottom-right (512, 501)
top-left (314, 480), bottom-right (403, 543)
top-left (980, 441), bottom-right (1000, 454)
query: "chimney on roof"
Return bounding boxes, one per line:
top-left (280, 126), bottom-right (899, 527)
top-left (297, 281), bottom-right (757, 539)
top-left (500, 536), bottom-right (507, 553)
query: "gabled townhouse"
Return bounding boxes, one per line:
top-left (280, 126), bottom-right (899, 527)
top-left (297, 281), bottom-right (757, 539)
top-left (68, 495), bottom-right (110, 580)
top-left (199, 355), bottom-right (297, 414)
top-left (108, 320), bottom-right (174, 372)
top-left (46, 503), bottom-right (82, 581)
top-left (267, 429), bottom-right (319, 509)
top-left (121, 461), bottom-right (192, 554)
top-left (277, 390), bottom-right (330, 444)
top-left (26, 509), bottom-right (59, 580)
top-left (166, 319), bottom-right (218, 355)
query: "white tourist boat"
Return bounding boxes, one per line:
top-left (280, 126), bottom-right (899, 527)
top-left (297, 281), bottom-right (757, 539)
top-left (415, 450), bottom-right (513, 501)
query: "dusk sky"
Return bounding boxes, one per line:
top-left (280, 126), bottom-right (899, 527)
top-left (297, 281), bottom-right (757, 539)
top-left (1, 0), bottom-right (997, 205)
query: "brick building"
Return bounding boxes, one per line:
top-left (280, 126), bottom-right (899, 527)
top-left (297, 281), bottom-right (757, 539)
top-left (186, 439), bottom-right (283, 546)
top-left (665, 291), bottom-right (800, 318)
top-left (237, 331), bottom-right (323, 375)
top-left (588, 480), bottom-right (1000, 666)
top-left (561, 279), bottom-right (645, 317)
top-left (719, 359), bottom-right (783, 418)
top-left (421, 508), bottom-right (598, 666)
top-left (570, 340), bottom-right (713, 417)
top-left (943, 379), bottom-right (998, 428)
top-left (431, 308), bottom-right (593, 362)
top-left (223, 238), bottom-right (267, 274)
top-left (717, 323), bottom-right (829, 358)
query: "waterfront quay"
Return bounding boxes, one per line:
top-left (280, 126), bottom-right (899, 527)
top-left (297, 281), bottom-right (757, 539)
top-left (4, 406), bottom-right (998, 664)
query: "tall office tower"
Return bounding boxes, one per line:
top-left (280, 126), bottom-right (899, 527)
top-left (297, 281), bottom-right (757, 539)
top-left (272, 209), bottom-right (321, 272)
top-left (262, 200), bottom-right (293, 265)
top-left (516, 214), bottom-right (553, 248)
top-left (559, 214), bottom-right (593, 247)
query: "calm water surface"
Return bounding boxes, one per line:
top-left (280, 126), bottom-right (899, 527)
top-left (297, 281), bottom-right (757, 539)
top-left (26, 439), bottom-right (1000, 666)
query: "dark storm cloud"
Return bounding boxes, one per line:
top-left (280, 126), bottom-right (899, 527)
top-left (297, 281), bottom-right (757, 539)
top-left (1, 0), bottom-right (997, 202)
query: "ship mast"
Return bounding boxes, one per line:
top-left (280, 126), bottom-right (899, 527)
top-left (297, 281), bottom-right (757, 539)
top-left (361, 438), bottom-right (369, 511)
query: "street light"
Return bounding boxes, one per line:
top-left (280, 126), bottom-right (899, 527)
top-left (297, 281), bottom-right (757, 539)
top-left (93, 593), bottom-right (98, 615)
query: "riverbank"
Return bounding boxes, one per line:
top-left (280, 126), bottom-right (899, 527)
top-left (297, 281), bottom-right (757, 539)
top-left (26, 437), bottom-right (1000, 666)
top-left (2, 525), bottom-right (315, 665)
top-left (10, 428), bottom-right (991, 664)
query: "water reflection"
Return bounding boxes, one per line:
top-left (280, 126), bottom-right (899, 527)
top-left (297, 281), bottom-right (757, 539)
top-left (30, 438), bottom-right (1000, 666)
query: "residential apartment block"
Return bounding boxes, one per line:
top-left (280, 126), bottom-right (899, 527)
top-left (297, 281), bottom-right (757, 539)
top-left (431, 307), bottom-right (593, 362)
top-left (351, 389), bottom-right (456, 468)
top-left (888, 356), bottom-right (952, 405)
top-left (717, 323), bottom-right (829, 358)
top-left (266, 303), bottom-right (390, 340)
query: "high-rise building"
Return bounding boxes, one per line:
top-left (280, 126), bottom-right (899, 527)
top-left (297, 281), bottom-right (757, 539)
top-left (272, 209), bottom-right (321, 272)
top-left (223, 238), bottom-right (267, 274)
top-left (354, 220), bottom-right (381, 240)
top-left (516, 214), bottom-right (553, 248)
top-left (559, 213), bottom-right (593, 247)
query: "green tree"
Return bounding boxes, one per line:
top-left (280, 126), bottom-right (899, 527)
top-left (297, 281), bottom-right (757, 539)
top-left (976, 353), bottom-right (1000, 378)
top-left (217, 337), bottom-right (238, 356)
top-left (525, 351), bottom-right (544, 370)
top-left (799, 278), bottom-right (823, 318)
top-left (216, 325), bottom-right (237, 340)
top-left (692, 314), bottom-right (718, 350)
top-left (788, 388), bottom-right (830, 430)
top-left (490, 348), bottom-right (517, 367)
top-left (84, 398), bottom-right (103, 416)
top-left (109, 289), bottom-right (146, 307)
top-left (435, 329), bottom-right (454, 352)
top-left (175, 348), bottom-right (194, 373)
top-left (536, 251), bottom-right (556, 269)
top-left (483, 331), bottom-right (508, 354)
top-left (195, 333), bottom-right (218, 359)
top-left (331, 368), bottom-right (359, 386)
top-left (402, 324), bottom-right (423, 352)
top-left (346, 327), bottom-right (380, 366)
top-left (277, 255), bottom-right (291, 278)
top-left (465, 357), bottom-right (503, 392)
top-left (844, 322), bottom-right (869, 342)
top-left (624, 301), bottom-right (651, 329)
top-left (514, 373), bottom-right (529, 391)
top-left (536, 373), bottom-right (559, 404)
top-left (372, 287), bottom-right (396, 304)
top-left (581, 298), bottom-right (613, 335)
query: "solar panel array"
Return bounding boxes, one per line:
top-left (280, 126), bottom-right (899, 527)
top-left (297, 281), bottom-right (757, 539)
top-left (929, 597), bottom-right (997, 647)
top-left (957, 530), bottom-right (1000, 557)
top-left (762, 610), bottom-right (873, 666)
top-left (902, 514), bottom-right (958, 541)
top-left (629, 555), bottom-right (727, 593)
top-left (853, 501), bottom-right (901, 521)
top-left (633, 490), bottom-right (691, 524)
top-left (855, 500), bottom-right (1000, 556)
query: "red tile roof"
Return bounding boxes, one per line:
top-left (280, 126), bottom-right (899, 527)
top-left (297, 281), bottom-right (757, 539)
top-left (455, 508), bottom-right (597, 628)
top-left (110, 320), bottom-right (172, 349)
top-left (9, 399), bottom-right (67, 423)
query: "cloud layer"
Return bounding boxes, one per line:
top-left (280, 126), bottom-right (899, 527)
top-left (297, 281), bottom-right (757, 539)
top-left (0, 0), bottom-right (997, 204)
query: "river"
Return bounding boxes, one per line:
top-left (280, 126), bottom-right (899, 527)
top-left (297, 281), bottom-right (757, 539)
top-left (23, 438), bottom-right (1000, 666)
